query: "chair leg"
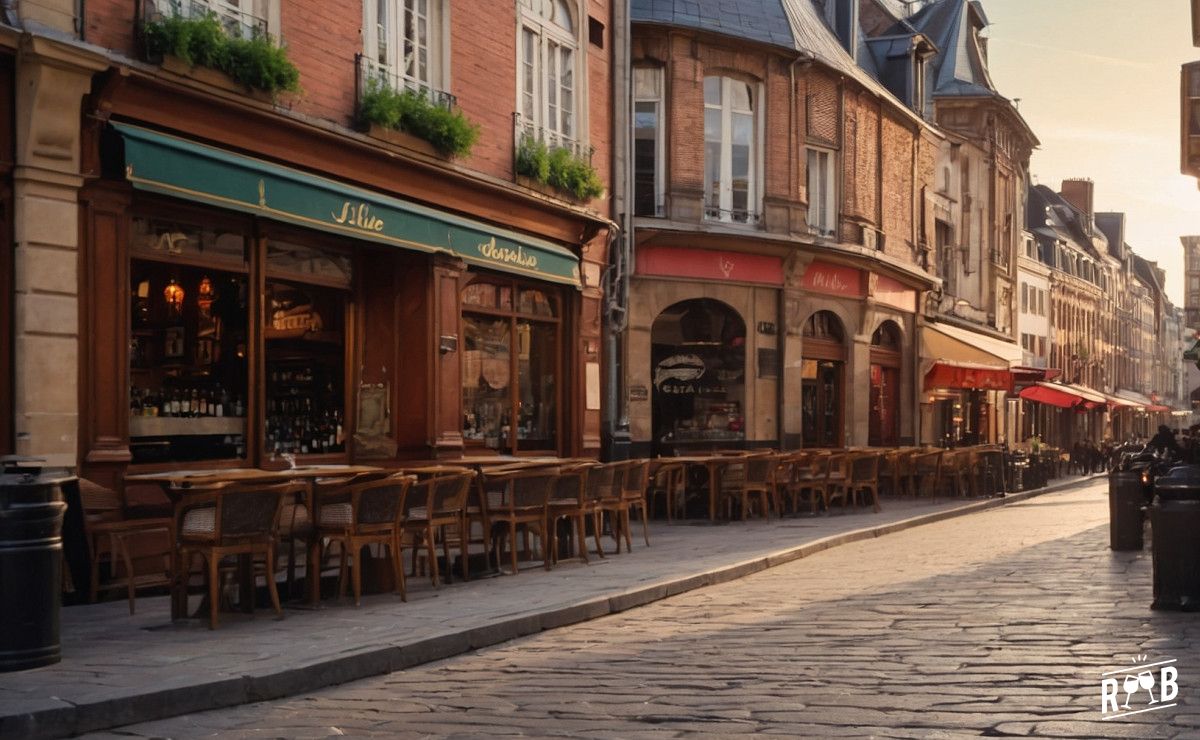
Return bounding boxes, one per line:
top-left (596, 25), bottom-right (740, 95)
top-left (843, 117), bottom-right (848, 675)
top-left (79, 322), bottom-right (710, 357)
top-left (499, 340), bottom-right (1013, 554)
top-left (460, 515), bottom-right (470, 582)
top-left (337, 539), bottom-right (349, 600)
top-left (265, 546), bottom-right (283, 618)
top-left (574, 514), bottom-right (589, 563)
top-left (207, 554), bottom-right (220, 630)
top-left (391, 534), bottom-right (407, 602)
top-left (351, 543), bottom-right (362, 607)
top-left (621, 508), bottom-right (633, 552)
top-left (426, 526), bottom-right (440, 587)
top-left (639, 503), bottom-right (650, 547)
top-left (591, 511), bottom-right (606, 558)
top-left (118, 535), bottom-right (136, 615)
top-left (508, 522), bottom-right (519, 574)
top-left (542, 522), bottom-right (552, 572)
top-left (441, 528), bottom-right (452, 584)
top-left (89, 536), bottom-right (101, 604)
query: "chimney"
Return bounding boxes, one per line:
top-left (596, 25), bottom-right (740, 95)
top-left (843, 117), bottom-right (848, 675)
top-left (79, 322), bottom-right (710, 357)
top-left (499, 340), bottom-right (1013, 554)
top-left (1059, 178), bottom-right (1094, 225)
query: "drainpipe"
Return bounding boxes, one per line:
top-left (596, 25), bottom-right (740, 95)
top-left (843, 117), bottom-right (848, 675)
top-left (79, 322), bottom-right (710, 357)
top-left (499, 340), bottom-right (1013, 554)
top-left (603, 0), bottom-right (632, 461)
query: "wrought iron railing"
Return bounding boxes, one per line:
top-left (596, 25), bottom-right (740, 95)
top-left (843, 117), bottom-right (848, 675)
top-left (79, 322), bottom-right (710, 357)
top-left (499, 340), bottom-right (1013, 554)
top-left (706, 205), bottom-right (760, 226)
top-left (355, 54), bottom-right (456, 113)
top-left (142, 0), bottom-right (266, 39)
top-left (512, 112), bottom-right (591, 162)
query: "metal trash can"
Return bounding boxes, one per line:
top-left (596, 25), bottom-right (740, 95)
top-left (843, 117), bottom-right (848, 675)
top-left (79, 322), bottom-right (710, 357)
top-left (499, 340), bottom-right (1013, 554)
top-left (1109, 469), bottom-right (1147, 550)
top-left (1151, 465), bottom-right (1200, 611)
top-left (0, 461), bottom-right (72, 671)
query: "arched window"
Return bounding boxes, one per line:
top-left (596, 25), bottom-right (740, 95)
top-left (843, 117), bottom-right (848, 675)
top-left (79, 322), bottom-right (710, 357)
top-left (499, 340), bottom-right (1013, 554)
top-left (518, 0), bottom-right (583, 151)
top-left (704, 76), bottom-right (757, 224)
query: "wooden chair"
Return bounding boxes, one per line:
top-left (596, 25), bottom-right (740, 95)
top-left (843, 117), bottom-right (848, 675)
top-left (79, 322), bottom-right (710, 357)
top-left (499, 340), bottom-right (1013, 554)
top-left (646, 460), bottom-right (686, 522)
top-left (787, 453), bottom-right (829, 514)
top-left (721, 454), bottom-right (779, 520)
top-left (402, 470), bottom-right (475, 587)
top-left (486, 468), bottom-right (557, 574)
top-left (823, 453), bottom-right (850, 510)
top-left (595, 458), bottom-right (633, 551)
top-left (911, 449), bottom-right (944, 499)
top-left (80, 479), bottom-right (173, 615)
top-left (581, 462), bottom-right (623, 558)
top-left (620, 459), bottom-right (652, 547)
top-left (846, 452), bottom-right (881, 512)
top-left (315, 473), bottom-right (414, 606)
top-left (545, 462), bottom-right (594, 565)
top-left (177, 481), bottom-right (301, 629)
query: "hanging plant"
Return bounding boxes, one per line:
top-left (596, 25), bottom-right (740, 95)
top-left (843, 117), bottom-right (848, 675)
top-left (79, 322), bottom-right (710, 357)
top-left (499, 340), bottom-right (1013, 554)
top-left (358, 77), bottom-right (480, 158)
top-left (515, 136), bottom-right (604, 202)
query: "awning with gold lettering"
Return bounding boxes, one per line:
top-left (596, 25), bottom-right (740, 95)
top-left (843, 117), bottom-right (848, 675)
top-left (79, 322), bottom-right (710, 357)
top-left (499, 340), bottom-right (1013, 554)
top-left (113, 123), bottom-right (581, 287)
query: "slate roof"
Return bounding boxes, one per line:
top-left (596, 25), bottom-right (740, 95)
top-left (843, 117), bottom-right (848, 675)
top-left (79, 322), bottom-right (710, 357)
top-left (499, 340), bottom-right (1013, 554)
top-left (1028, 184), bottom-right (1109, 263)
top-left (629, 0), bottom-right (796, 49)
top-left (630, 0), bottom-right (931, 129)
top-left (903, 0), bottom-right (998, 101)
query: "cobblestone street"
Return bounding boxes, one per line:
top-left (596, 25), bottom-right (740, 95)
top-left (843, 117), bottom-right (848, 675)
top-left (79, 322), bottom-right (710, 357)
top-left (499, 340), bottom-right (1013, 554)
top-left (89, 478), bottom-right (1200, 738)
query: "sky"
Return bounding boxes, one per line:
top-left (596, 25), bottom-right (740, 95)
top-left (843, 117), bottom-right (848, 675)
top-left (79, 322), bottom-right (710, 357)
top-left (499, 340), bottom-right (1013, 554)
top-left (981, 0), bottom-right (1198, 305)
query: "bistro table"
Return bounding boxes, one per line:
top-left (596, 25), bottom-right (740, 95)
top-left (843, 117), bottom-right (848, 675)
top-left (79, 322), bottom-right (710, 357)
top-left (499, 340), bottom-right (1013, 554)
top-left (126, 464), bottom-right (385, 617)
top-left (658, 455), bottom-right (743, 522)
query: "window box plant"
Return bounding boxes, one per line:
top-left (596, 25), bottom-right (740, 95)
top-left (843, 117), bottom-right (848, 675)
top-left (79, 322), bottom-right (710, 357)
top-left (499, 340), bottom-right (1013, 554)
top-left (514, 137), bottom-right (604, 203)
top-left (142, 13), bottom-right (300, 100)
top-left (358, 77), bottom-right (479, 159)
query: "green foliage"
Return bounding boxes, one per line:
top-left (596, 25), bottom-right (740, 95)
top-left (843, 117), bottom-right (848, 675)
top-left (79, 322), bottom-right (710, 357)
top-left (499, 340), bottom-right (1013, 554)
top-left (143, 13), bottom-right (299, 96)
top-left (514, 136), bottom-right (550, 182)
top-left (515, 136), bottom-right (604, 202)
top-left (359, 79), bottom-right (479, 158)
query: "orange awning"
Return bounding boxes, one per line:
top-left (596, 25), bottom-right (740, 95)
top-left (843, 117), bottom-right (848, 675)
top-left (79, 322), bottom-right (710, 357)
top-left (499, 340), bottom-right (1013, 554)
top-left (925, 362), bottom-right (1012, 392)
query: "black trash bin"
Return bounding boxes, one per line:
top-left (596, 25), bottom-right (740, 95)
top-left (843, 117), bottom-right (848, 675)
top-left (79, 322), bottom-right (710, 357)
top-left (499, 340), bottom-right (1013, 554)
top-left (0, 462), bottom-right (72, 671)
top-left (1151, 464), bottom-right (1200, 611)
top-left (1109, 469), bottom-right (1147, 550)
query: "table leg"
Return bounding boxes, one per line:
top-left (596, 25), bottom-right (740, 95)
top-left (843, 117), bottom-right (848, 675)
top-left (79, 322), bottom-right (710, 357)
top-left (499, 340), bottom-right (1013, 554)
top-left (305, 483), bottom-right (322, 605)
top-left (708, 462), bottom-right (719, 522)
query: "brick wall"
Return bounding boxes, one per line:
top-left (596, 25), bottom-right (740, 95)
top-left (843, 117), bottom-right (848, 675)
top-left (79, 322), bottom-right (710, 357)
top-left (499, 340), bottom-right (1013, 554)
top-left (85, 0), bottom-right (611, 201)
top-left (880, 110), bottom-right (914, 259)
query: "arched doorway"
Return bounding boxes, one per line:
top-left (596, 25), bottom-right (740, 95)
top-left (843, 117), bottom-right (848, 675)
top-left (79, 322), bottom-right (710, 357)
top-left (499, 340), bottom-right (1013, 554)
top-left (869, 321), bottom-right (902, 446)
top-left (651, 299), bottom-right (746, 455)
top-left (801, 310), bottom-right (845, 448)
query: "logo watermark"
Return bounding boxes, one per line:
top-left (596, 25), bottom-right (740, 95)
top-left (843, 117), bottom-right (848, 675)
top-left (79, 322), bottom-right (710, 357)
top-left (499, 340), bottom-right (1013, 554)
top-left (1101, 655), bottom-right (1178, 720)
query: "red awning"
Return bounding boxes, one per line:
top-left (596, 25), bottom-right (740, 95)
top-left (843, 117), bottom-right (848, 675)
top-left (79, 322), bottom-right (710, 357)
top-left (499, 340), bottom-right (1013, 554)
top-left (925, 362), bottom-right (1012, 392)
top-left (1018, 383), bottom-right (1083, 409)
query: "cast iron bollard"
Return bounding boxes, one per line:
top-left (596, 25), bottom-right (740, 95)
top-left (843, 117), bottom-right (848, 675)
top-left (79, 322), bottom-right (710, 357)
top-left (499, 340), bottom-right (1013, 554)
top-left (1108, 469), bottom-right (1147, 550)
top-left (1151, 465), bottom-right (1200, 611)
top-left (0, 460), bottom-right (72, 671)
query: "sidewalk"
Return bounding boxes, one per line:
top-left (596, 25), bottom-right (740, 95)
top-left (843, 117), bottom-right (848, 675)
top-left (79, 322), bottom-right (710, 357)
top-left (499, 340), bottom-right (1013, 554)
top-left (0, 473), bottom-right (1103, 739)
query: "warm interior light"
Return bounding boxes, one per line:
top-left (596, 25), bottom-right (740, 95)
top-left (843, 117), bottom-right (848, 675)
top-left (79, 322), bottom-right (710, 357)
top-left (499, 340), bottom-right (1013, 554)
top-left (197, 276), bottom-right (214, 310)
top-left (163, 278), bottom-right (185, 314)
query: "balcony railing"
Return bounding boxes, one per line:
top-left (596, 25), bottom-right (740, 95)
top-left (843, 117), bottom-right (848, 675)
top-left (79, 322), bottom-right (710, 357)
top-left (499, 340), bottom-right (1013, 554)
top-left (513, 112), bottom-right (591, 163)
top-left (355, 55), bottom-right (456, 113)
top-left (706, 205), bottom-right (760, 226)
top-left (143, 0), bottom-right (266, 39)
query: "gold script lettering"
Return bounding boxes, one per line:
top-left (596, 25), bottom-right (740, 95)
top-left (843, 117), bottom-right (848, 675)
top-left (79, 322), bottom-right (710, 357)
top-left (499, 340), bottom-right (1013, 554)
top-left (477, 237), bottom-right (538, 269)
top-left (331, 201), bottom-right (385, 232)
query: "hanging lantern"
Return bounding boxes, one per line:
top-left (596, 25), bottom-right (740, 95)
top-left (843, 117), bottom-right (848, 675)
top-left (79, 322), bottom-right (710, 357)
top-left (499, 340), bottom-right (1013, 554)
top-left (164, 278), bottom-right (185, 314)
top-left (197, 276), bottom-right (214, 311)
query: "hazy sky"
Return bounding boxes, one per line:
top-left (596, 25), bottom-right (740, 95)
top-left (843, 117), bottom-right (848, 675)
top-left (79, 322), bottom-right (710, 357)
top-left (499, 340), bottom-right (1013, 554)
top-left (982, 0), bottom-right (1198, 304)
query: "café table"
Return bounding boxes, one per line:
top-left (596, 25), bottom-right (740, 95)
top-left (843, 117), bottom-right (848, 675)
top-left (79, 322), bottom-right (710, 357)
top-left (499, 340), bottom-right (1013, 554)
top-left (126, 464), bottom-right (385, 617)
top-left (657, 455), bottom-right (741, 522)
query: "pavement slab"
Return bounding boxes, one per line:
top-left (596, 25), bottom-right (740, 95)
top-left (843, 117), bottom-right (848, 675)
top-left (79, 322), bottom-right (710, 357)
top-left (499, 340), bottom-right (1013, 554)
top-left (0, 474), bottom-right (1098, 738)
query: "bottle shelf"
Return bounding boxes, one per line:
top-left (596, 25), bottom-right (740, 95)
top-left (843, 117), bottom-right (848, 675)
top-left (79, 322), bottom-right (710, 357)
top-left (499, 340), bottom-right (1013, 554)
top-left (130, 416), bottom-right (247, 438)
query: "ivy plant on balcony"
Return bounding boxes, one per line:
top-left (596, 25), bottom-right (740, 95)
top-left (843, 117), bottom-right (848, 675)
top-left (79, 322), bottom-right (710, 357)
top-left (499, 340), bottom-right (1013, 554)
top-left (358, 77), bottom-right (479, 158)
top-left (142, 13), bottom-right (300, 96)
top-left (515, 137), bottom-right (604, 202)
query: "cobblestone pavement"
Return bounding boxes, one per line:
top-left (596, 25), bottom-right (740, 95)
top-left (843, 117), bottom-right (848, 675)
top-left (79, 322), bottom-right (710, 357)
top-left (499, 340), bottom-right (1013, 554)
top-left (93, 478), bottom-right (1200, 739)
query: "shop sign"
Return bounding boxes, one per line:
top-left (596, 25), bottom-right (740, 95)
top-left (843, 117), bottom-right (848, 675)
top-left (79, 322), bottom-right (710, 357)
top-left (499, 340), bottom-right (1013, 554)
top-left (115, 123), bottom-right (582, 288)
top-left (800, 261), bottom-right (865, 298)
top-left (636, 246), bottom-right (783, 286)
top-left (628, 385), bottom-right (649, 402)
top-left (653, 354), bottom-right (728, 395)
top-left (873, 274), bottom-right (917, 313)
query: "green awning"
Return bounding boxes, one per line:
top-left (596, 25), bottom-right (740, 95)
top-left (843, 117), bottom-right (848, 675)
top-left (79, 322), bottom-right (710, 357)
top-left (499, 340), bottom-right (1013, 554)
top-left (114, 123), bottom-right (581, 287)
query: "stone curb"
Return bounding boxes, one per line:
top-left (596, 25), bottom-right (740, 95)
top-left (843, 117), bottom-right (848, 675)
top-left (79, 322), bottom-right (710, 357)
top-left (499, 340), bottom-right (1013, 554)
top-left (7, 473), bottom-right (1105, 739)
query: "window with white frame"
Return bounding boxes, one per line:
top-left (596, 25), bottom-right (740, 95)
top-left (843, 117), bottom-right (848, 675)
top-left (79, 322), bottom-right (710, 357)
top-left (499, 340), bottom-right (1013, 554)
top-left (806, 147), bottom-right (836, 236)
top-left (155, 0), bottom-right (273, 38)
top-left (633, 66), bottom-right (664, 217)
top-left (517, 0), bottom-right (584, 153)
top-left (704, 76), bottom-right (758, 224)
top-left (363, 0), bottom-right (447, 98)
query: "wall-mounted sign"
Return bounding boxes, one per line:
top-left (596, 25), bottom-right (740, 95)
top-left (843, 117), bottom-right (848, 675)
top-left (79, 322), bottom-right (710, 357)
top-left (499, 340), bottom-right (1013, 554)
top-left (874, 274), bottom-right (918, 313)
top-left (800, 261), bottom-right (865, 298)
top-left (757, 321), bottom-right (777, 336)
top-left (636, 246), bottom-right (783, 286)
top-left (757, 348), bottom-right (779, 378)
top-left (628, 385), bottom-right (649, 401)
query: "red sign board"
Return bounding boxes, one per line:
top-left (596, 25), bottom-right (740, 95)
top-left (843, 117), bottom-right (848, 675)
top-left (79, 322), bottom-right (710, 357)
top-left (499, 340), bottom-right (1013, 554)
top-left (800, 261), bottom-right (865, 298)
top-left (635, 246), bottom-right (783, 286)
top-left (874, 274), bottom-right (917, 313)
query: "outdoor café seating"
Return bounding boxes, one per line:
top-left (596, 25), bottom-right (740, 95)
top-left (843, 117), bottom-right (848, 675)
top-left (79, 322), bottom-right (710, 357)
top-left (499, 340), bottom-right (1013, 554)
top-left (315, 472), bottom-right (414, 606)
top-left (401, 469), bottom-right (475, 587)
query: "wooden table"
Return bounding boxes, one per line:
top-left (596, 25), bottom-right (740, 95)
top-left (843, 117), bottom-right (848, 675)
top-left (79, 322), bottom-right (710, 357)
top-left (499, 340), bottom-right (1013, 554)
top-left (127, 464), bottom-right (385, 617)
top-left (659, 455), bottom-right (740, 522)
